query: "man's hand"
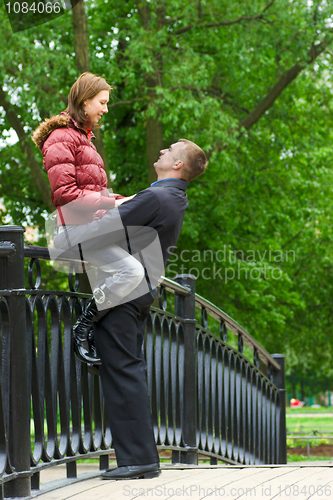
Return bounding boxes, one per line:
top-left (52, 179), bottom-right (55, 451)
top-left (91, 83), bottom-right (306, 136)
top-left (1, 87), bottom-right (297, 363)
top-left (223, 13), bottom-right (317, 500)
top-left (115, 195), bottom-right (136, 207)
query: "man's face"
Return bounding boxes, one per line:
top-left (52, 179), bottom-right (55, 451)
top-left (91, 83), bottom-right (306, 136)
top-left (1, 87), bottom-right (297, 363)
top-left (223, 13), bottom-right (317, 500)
top-left (154, 142), bottom-right (186, 173)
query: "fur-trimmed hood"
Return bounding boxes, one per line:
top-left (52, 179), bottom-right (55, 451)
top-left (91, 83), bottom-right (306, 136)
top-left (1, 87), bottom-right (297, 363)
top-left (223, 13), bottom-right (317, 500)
top-left (32, 111), bottom-right (112, 225)
top-left (31, 113), bottom-right (72, 149)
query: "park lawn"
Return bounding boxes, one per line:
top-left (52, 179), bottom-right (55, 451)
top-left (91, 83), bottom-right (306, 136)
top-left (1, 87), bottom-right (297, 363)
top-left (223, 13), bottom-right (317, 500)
top-left (286, 407), bottom-right (333, 414)
top-left (286, 407), bottom-right (333, 448)
top-left (287, 454), bottom-right (333, 462)
top-left (287, 415), bottom-right (333, 434)
top-left (286, 409), bottom-right (333, 457)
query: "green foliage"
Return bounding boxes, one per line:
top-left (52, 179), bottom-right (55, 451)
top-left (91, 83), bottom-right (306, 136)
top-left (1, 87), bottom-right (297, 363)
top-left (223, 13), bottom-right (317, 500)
top-left (287, 437), bottom-right (333, 448)
top-left (1, 0), bottom-right (333, 391)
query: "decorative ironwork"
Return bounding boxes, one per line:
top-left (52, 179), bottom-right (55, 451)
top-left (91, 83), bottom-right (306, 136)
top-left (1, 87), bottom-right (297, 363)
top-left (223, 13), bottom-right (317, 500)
top-left (253, 348), bottom-right (260, 369)
top-left (158, 285), bottom-right (168, 311)
top-left (68, 263), bottom-right (80, 292)
top-left (200, 307), bottom-right (208, 328)
top-left (238, 332), bottom-right (244, 354)
top-left (0, 226), bottom-right (286, 498)
top-left (220, 320), bottom-right (227, 342)
top-left (28, 257), bottom-right (42, 289)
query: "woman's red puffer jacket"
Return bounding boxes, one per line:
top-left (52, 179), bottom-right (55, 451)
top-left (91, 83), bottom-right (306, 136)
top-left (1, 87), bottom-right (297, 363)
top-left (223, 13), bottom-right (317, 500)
top-left (32, 113), bottom-right (120, 225)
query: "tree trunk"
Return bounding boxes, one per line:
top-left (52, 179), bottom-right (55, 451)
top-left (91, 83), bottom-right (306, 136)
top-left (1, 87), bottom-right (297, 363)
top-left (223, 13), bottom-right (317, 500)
top-left (71, 0), bottom-right (89, 73)
top-left (71, 0), bottom-right (111, 187)
top-left (146, 113), bottom-right (163, 185)
top-left (300, 380), bottom-right (305, 402)
top-left (0, 86), bottom-right (53, 212)
top-left (136, 0), bottom-right (164, 186)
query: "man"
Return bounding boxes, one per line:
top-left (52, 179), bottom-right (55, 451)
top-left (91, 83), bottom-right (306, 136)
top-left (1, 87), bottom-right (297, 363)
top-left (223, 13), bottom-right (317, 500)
top-left (78, 139), bottom-right (207, 479)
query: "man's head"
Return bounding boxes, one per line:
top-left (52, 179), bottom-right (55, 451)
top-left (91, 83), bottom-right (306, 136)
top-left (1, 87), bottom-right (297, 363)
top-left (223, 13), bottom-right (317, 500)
top-left (154, 139), bottom-right (207, 182)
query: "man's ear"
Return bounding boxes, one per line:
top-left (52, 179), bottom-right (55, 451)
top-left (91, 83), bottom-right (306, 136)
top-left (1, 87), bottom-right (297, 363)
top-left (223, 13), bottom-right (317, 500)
top-left (173, 160), bottom-right (184, 171)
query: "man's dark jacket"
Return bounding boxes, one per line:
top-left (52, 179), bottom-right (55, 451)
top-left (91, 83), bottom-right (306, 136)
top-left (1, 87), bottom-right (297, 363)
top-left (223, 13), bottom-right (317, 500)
top-left (118, 178), bottom-right (189, 267)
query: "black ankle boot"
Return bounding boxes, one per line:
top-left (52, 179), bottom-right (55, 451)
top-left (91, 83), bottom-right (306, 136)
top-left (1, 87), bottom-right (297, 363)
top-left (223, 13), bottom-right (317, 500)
top-left (73, 298), bottom-right (108, 365)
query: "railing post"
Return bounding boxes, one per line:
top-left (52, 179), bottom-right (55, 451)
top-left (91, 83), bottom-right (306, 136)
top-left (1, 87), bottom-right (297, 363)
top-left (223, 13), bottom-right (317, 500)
top-left (271, 354), bottom-right (287, 464)
top-left (174, 274), bottom-right (198, 465)
top-left (0, 226), bottom-right (31, 497)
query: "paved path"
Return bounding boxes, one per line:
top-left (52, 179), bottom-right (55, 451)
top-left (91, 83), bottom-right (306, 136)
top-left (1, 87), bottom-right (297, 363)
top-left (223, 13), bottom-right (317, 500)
top-left (32, 463), bottom-right (333, 500)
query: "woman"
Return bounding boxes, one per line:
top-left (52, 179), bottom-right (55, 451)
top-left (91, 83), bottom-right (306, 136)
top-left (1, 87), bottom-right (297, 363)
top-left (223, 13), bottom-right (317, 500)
top-left (32, 72), bottom-right (144, 364)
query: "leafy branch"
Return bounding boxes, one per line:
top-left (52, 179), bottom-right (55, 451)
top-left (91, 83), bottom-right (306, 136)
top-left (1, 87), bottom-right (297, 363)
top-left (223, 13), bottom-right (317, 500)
top-left (0, 85), bottom-right (53, 211)
top-left (174, 0), bottom-right (276, 35)
top-left (239, 35), bottom-right (333, 131)
top-left (108, 96), bottom-right (147, 109)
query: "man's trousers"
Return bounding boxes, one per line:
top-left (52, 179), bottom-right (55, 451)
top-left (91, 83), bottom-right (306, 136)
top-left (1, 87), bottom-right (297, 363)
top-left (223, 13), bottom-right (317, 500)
top-left (94, 297), bottom-right (159, 466)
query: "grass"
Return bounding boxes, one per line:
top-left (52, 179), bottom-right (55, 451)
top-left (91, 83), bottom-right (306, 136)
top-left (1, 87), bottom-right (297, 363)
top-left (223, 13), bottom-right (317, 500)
top-left (287, 453), bottom-right (333, 462)
top-left (286, 408), bottom-right (333, 434)
top-left (287, 417), bottom-right (333, 434)
top-left (286, 407), bottom-right (333, 462)
top-left (286, 407), bottom-right (333, 414)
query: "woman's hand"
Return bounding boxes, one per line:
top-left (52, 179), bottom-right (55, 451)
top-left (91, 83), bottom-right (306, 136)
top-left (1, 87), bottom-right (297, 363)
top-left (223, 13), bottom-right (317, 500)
top-left (115, 195), bottom-right (136, 207)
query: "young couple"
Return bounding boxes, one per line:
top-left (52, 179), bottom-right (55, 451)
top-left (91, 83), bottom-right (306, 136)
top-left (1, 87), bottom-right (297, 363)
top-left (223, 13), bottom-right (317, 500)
top-left (32, 72), bottom-right (207, 480)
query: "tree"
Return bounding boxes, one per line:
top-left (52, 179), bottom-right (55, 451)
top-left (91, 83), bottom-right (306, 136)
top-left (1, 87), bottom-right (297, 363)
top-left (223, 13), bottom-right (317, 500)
top-left (1, 0), bottom-right (333, 383)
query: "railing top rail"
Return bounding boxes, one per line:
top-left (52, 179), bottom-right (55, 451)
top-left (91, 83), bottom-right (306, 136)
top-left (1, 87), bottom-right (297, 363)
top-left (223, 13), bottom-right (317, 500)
top-left (159, 276), bottom-right (190, 296)
top-left (23, 245), bottom-right (280, 371)
top-left (195, 293), bottom-right (280, 370)
top-left (24, 245), bottom-right (51, 260)
top-left (24, 245), bottom-right (85, 264)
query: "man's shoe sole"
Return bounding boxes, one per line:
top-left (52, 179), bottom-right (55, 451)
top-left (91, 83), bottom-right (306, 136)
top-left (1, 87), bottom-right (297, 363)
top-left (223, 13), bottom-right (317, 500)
top-left (102, 469), bottom-right (161, 480)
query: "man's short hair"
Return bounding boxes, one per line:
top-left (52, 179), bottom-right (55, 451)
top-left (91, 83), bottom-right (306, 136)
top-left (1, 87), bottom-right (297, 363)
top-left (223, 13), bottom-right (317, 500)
top-left (177, 139), bottom-right (208, 182)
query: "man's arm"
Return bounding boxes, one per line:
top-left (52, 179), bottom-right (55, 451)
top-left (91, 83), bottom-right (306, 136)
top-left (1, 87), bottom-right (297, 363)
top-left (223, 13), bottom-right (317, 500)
top-left (53, 188), bottom-right (161, 250)
top-left (115, 194), bottom-right (136, 206)
top-left (117, 189), bottom-right (160, 228)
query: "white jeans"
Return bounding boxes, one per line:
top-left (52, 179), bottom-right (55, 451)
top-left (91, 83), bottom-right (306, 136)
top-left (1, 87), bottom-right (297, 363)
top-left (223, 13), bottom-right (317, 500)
top-left (54, 226), bottom-right (145, 310)
top-left (84, 244), bottom-right (145, 310)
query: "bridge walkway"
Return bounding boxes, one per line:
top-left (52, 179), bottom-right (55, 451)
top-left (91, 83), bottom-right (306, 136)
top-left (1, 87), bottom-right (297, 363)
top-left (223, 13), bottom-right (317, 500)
top-left (32, 462), bottom-right (333, 499)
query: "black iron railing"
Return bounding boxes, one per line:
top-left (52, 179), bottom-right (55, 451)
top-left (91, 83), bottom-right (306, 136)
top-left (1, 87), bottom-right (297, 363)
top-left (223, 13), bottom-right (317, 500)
top-left (0, 226), bottom-right (286, 499)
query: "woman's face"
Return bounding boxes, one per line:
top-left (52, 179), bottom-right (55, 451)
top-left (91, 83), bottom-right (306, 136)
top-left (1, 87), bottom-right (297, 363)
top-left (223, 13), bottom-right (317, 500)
top-left (83, 90), bottom-right (109, 125)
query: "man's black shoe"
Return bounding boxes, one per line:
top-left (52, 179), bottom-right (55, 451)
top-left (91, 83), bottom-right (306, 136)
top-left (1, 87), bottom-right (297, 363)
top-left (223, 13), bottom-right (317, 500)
top-left (101, 463), bottom-right (161, 480)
